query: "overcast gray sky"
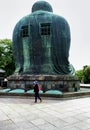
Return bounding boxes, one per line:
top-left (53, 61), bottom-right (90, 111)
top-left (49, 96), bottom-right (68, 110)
top-left (0, 0), bottom-right (90, 70)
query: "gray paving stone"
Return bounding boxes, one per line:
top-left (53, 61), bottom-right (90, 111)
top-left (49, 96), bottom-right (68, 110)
top-left (37, 122), bottom-right (58, 130)
top-left (31, 118), bottom-right (47, 126)
top-left (0, 97), bottom-right (90, 130)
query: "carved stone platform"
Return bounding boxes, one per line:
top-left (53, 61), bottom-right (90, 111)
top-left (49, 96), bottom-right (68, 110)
top-left (7, 74), bottom-right (80, 92)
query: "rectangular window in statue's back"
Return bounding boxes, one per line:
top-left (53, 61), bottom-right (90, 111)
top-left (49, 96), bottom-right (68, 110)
top-left (40, 23), bottom-right (51, 36)
top-left (21, 25), bottom-right (29, 37)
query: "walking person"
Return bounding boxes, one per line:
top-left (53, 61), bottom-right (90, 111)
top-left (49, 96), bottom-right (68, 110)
top-left (33, 81), bottom-right (42, 103)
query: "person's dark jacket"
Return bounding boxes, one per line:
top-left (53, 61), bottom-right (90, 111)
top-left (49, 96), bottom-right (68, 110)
top-left (34, 84), bottom-right (39, 93)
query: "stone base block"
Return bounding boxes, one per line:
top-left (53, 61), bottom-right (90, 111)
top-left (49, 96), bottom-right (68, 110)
top-left (7, 74), bottom-right (80, 92)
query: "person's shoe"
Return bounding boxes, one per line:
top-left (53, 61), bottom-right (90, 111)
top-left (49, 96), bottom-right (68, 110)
top-left (40, 99), bottom-right (42, 103)
top-left (34, 101), bottom-right (37, 103)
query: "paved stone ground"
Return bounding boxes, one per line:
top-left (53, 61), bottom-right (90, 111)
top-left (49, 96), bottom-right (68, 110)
top-left (0, 97), bottom-right (90, 130)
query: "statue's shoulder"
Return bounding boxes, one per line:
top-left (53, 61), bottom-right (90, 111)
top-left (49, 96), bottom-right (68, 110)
top-left (52, 13), bottom-right (68, 23)
top-left (14, 14), bottom-right (30, 29)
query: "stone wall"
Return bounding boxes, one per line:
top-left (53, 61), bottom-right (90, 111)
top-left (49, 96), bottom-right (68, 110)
top-left (7, 75), bottom-right (80, 92)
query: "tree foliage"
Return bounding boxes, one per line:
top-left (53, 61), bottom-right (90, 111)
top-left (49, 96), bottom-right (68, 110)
top-left (0, 39), bottom-right (15, 76)
top-left (76, 65), bottom-right (90, 83)
top-left (75, 69), bottom-right (84, 82)
top-left (83, 66), bottom-right (90, 83)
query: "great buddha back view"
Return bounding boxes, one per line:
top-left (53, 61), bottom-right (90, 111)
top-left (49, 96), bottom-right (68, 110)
top-left (12, 1), bottom-right (75, 75)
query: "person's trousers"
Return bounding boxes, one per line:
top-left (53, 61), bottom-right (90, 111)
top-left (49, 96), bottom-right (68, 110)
top-left (34, 92), bottom-right (41, 102)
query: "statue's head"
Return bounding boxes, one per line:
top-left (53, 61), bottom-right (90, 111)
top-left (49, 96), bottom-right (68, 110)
top-left (32, 1), bottom-right (53, 13)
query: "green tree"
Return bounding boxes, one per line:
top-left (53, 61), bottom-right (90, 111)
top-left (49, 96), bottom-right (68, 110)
top-left (76, 65), bottom-right (90, 83)
top-left (75, 69), bottom-right (84, 83)
top-left (83, 66), bottom-right (90, 83)
top-left (0, 39), bottom-right (15, 76)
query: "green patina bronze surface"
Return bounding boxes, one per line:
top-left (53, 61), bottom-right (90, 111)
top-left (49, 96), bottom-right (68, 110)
top-left (12, 1), bottom-right (75, 75)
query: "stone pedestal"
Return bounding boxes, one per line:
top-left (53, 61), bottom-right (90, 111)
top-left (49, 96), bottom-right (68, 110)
top-left (7, 74), bottom-right (80, 92)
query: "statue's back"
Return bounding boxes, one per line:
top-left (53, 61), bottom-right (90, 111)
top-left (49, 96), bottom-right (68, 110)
top-left (12, 1), bottom-right (75, 75)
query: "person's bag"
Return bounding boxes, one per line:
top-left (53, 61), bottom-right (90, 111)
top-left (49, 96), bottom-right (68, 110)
top-left (38, 85), bottom-right (41, 91)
